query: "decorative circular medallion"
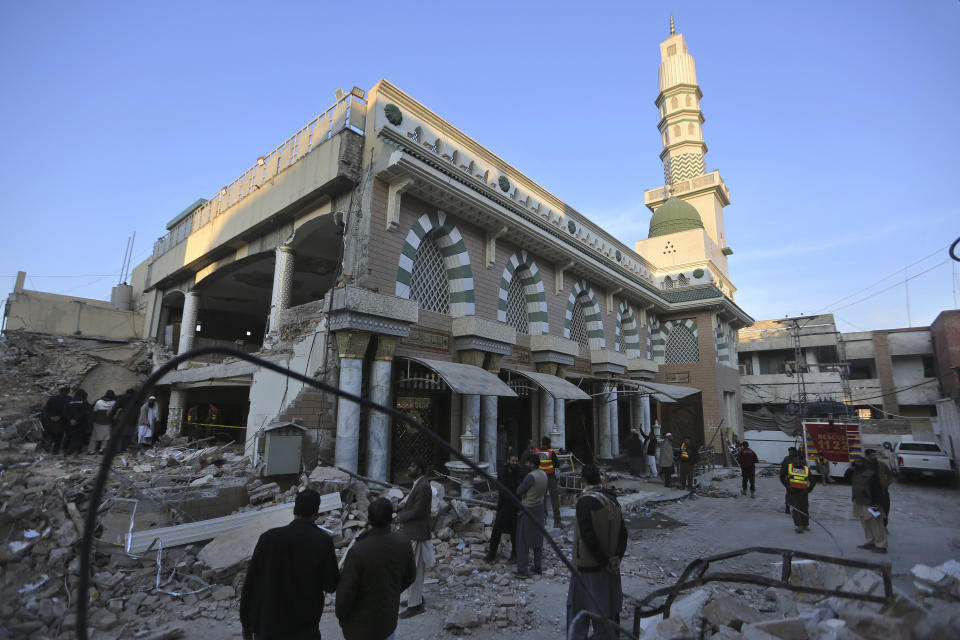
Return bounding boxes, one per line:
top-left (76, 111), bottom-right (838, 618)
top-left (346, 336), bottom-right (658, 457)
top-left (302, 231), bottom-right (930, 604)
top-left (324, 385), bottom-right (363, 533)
top-left (567, 220), bottom-right (577, 234)
top-left (498, 176), bottom-right (510, 192)
top-left (384, 104), bottom-right (403, 126)
top-left (615, 250), bottom-right (622, 262)
top-left (693, 268), bottom-right (704, 279)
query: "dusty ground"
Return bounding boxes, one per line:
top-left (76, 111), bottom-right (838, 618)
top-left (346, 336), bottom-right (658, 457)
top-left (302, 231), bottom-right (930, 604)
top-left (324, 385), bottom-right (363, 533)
top-left (174, 468), bottom-right (960, 639)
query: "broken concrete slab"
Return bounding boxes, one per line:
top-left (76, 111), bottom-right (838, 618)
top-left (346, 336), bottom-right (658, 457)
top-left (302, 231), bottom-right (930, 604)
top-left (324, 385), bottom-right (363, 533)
top-left (786, 560), bottom-right (849, 602)
top-left (703, 595), bottom-right (768, 630)
top-left (835, 611), bottom-right (911, 640)
top-left (741, 618), bottom-right (807, 640)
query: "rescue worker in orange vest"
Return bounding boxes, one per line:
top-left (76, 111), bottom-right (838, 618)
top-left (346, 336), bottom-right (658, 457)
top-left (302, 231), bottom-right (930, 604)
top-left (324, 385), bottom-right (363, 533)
top-left (677, 437), bottom-right (698, 494)
top-left (536, 437), bottom-right (563, 529)
top-left (185, 405), bottom-right (199, 440)
top-left (779, 449), bottom-right (817, 533)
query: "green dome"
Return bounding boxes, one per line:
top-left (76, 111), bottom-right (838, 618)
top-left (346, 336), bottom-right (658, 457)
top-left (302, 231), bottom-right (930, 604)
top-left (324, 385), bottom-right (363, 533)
top-left (648, 197), bottom-right (704, 238)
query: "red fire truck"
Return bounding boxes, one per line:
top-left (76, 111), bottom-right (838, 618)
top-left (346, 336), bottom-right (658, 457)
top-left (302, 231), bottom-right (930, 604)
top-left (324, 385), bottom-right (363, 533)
top-left (802, 419), bottom-right (863, 481)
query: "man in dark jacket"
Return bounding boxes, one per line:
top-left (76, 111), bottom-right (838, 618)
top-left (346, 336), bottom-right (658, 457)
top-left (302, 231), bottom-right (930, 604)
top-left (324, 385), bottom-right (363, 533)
top-left (42, 386), bottom-right (72, 454)
top-left (240, 489), bottom-right (339, 640)
top-left (626, 432), bottom-right (645, 476)
top-left (336, 498), bottom-right (416, 640)
top-left (780, 449), bottom-right (816, 533)
top-left (396, 458), bottom-right (433, 619)
top-left (485, 452), bottom-right (524, 563)
top-left (738, 441), bottom-right (759, 498)
top-left (779, 447), bottom-right (798, 514)
top-left (63, 390), bottom-right (91, 457)
top-left (851, 455), bottom-right (887, 553)
top-left (567, 464), bottom-right (628, 640)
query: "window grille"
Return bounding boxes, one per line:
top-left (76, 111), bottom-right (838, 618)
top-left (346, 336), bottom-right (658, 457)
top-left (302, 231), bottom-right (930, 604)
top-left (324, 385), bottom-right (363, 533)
top-left (665, 323), bottom-right (699, 364)
top-left (616, 325), bottom-right (627, 353)
top-left (506, 274), bottom-right (529, 334)
top-left (663, 277), bottom-right (674, 290)
top-left (410, 233), bottom-right (450, 314)
top-left (570, 300), bottom-right (589, 349)
top-left (678, 274), bottom-right (688, 287)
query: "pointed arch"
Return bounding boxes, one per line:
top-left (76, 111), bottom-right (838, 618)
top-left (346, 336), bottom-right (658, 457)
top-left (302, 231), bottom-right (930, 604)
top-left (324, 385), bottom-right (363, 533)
top-left (615, 301), bottom-right (642, 359)
top-left (395, 211), bottom-right (475, 317)
top-left (564, 280), bottom-right (604, 350)
top-left (662, 318), bottom-right (699, 364)
top-left (497, 250), bottom-right (548, 335)
top-left (648, 315), bottom-right (663, 363)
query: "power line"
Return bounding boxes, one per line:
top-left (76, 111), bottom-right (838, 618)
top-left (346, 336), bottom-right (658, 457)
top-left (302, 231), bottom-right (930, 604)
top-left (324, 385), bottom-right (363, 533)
top-left (814, 244), bottom-right (949, 313)
top-left (829, 260), bottom-right (950, 313)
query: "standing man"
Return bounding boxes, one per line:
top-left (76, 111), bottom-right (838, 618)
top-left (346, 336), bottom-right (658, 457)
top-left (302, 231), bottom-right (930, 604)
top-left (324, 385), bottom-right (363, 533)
top-left (677, 437), bottom-right (697, 493)
top-left (396, 458), bottom-right (433, 619)
top-left (42, 386), bottom-right (71, 454)
top-left (536, 437), bottom-right (563, 528)
top-left (644, 430), bottom-right (658, 479)
top-left (658, 433), bottom-right (675, 487)
top-left (780, 449), bottom-right (817, 533)
top-left (851, 455), bottom-right (888, 553)
top-left (515, 452), bottom-right (548, 578)
top-left (137, 396), bottom-right (160, 452)
top-left (336, 498), bottom-right (416, 640)
top-left (779, 447), bottom-right (798, 515)
top-left (865, 449), bottom-right (893, 527)
top-left (626, 432), bottom-right (645, 476)
top-left (738, 441), bottom-right (759, 498)
top-left (88, 390), bottom-right (117, 455)
top-left (567, 464), bottom-right (628, 640)
top-left (485, 451), bottom-right (524, 563)
top-left (240, 489), bottom-right (339, 640)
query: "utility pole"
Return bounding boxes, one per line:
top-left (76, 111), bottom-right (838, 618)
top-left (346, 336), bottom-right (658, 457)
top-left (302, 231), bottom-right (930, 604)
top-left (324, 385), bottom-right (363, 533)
top-left (790, 319), bottom-right (807, 418)
top-left (904, 267), bottom-right (912, 327)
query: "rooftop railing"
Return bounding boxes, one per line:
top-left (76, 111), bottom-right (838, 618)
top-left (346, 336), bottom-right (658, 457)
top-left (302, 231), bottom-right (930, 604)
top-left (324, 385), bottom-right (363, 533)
top-left (152, 93), bottom-right (367, 260)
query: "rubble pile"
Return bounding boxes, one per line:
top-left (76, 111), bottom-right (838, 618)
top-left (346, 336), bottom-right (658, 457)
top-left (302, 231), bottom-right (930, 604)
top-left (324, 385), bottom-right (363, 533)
top-left (0, 332), bottom-right (157, 424)
top-left (636, 560), bottom-right (960, 640)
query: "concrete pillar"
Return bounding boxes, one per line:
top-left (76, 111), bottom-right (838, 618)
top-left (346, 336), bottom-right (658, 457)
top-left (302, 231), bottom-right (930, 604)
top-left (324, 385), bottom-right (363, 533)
top-left (461, 395), bottom-right (481, 463)
top-left (641, 395), bottom-right (652, 434)
top-left (177, 290), bottom-right (200, 369)
top-left (631, 393), bottom-right (643, 435)
top-left (268, 245), bottom-right (296, 332)
top-left (751, 353), bottom-right (761, 376)
top-left (334, 331), bottom-right (371, 473)
top-left (553, 398), bottom-right (566, 449)
top-left (167, 388), bottom-right (187, 437)
top-left (366, 336), bottom-right (397, 482)
top-left (598, 385), bottom-right (612, 459)
top-left (610, 386), bottom-right (620, 456)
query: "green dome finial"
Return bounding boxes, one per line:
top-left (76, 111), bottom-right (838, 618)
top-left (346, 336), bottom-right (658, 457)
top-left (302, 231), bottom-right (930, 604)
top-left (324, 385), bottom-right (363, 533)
top-left (648, 197), bottom-right (703, 238)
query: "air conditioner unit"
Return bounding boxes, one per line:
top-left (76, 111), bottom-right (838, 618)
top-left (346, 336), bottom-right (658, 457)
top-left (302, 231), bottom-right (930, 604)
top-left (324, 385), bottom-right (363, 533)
top-left (738, 365), bottom-right (747, 375)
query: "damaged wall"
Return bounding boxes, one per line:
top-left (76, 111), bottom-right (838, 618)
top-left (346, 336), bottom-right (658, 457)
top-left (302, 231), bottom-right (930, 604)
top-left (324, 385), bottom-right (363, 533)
top-left (5, 289), bottom-right (144, 339)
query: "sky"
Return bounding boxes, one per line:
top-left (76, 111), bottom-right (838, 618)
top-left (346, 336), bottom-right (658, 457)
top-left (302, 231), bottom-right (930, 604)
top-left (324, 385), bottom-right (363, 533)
top-left (1, 0), bottom-right (958, 333)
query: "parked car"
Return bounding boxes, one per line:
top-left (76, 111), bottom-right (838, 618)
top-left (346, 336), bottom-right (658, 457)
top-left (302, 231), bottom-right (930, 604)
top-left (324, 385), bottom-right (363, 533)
top-left (892, 437), bottom-right (955, 481)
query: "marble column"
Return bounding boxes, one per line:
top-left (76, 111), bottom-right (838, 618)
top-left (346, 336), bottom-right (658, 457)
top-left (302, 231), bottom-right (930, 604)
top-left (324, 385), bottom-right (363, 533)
top-left (462, 395), bottom-right (481, 463)
top-left (540, 389), bottom-right (555, 447)
top-left (610, 386), bottom-right (620, 456)
top-left (598, 385), bottom-right (612, 459)
top-left (334, 331), bottom-right (371, 474)
top-left (553, 398), bottom-right (566, 449)
top-left (641, 395), bottom-right (652, 435)
top-left (176, 290), bottom-right (199, 369)
top-left (268, 244), bottom-right (296, 332)
top-left (167, 388), bottom-right (187, 437)
top-left (366, 336), bottom-right (397, 482)
top-left (480, 396), bottom-right (498, 476)
top-left (481, 353), bottom-right (502, 477)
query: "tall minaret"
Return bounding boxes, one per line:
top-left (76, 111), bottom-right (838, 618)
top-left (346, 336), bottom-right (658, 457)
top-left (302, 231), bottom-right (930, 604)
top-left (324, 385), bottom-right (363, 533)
top-left (638, 16), bottom-right (736, 295)
top-left (657, 16), bottom-right (708, 186)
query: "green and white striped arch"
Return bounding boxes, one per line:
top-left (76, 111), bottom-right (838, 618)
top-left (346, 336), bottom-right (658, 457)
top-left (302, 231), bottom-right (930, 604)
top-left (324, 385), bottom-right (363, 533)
top-left (661, 318), bottom-right (700, 364)
top-left (616, 301), bottom-right (642, 359)
top-left (564, 280), bottom-right (605, 350)
top-left (715, 316), bottom-right (730, 363)
top-left (395, 210), bottom-right (475, 317)
top-left (648, 315), bottom-right (663, 363)
top-left (498, 250), bottom-right (548, 334)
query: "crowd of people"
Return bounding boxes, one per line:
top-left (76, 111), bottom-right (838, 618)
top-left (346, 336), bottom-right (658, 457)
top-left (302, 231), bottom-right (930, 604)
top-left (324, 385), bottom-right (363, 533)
top-left (39, 385), bottom-right (162, 456)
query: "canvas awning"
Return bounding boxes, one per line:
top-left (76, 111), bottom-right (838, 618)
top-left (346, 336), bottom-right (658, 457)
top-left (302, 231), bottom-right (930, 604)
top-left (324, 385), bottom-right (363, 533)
top-left (568, 375), bottom-right (700, 402)
top-left (500, 368), bottom-right (591, 401)
top-left (403, 357), bottom-right (518, 397)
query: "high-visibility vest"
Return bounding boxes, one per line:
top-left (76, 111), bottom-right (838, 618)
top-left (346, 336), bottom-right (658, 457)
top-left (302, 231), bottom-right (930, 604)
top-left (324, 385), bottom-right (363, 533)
top-left (186, 407), bottom-right (198, 423)
top-left (787, 464), bottom-right (810, 489)
top-left (208, 405), bottom-right (220, 424)
top-left (536, 449), bottom-right (555, 475)
top-left (680, 442), bottom-right (689, 460)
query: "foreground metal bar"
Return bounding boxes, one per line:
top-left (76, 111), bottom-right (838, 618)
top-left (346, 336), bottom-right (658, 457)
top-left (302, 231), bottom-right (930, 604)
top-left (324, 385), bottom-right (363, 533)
top-left (632, 547), bottom-right (894, 637)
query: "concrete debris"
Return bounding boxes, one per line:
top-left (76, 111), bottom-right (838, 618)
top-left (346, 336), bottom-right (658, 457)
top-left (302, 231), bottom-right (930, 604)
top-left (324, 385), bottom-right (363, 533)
top-left (702, 595), bottom-right (769, 630)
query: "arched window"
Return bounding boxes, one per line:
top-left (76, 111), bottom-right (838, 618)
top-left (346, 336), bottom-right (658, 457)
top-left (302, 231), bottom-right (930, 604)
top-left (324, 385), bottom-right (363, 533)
top-left (410, 231), bottom-right (449, 314)
top-left (687, 123), bottom-right (695, 135)
top-left (616, 324), bottom-right (627, 353)
top-left (569, 300), bottom-right (589, 349)
top-left (665, 323), bottom-right (699, 364)
top-left (505, 274), bottom-right (529, 334)
top-left (663, 276), bottom-right (674, 290)
top-left (677, 274), bottom-right (689, 287)
top-left (686, 95), bottom-right (693, 107)
top-left (671, 96), bottom-right (678, 109)
top-left (673, 125), bottom-right (680, 137)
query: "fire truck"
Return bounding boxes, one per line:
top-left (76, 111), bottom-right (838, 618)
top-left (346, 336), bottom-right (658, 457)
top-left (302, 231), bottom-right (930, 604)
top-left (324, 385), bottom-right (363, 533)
top-left (802, 419), bottom-right (863, 481)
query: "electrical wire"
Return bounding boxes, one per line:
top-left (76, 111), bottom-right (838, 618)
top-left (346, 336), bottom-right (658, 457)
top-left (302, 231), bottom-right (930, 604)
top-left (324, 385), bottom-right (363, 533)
top-left (827, 260), bottom-right (950, 313)
top-left (76, 346), bottom-right (634, 640)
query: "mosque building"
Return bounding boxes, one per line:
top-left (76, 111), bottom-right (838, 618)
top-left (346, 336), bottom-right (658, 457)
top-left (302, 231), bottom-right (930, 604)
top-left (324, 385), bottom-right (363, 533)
top-left (128, 18), bottom-right (753, 479)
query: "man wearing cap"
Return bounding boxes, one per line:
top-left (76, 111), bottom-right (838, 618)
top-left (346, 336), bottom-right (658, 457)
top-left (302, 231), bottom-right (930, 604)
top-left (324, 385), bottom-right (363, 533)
top-left (137, 395), bottom-right (160, 452)
top-left (241, 489), bottom-right (339, 640)
top-left (658, 433), bottom-right (675, 487)
top-left (396, 458), bottom-right (433, 619)
top-left (780, 448), bottom-right (817, 533)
